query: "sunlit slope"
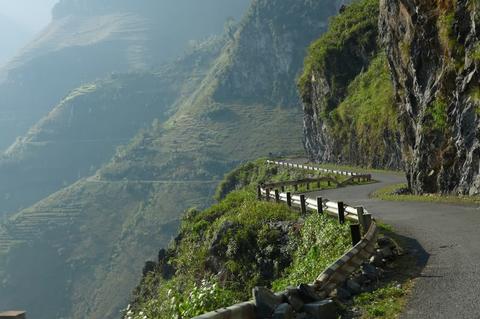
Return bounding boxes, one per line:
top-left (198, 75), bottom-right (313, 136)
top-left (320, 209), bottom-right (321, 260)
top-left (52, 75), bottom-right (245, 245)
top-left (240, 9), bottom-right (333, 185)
top-left (0, 37), bottom-right (223, 218)
top-left (0, 0), bottom-right (249, 150)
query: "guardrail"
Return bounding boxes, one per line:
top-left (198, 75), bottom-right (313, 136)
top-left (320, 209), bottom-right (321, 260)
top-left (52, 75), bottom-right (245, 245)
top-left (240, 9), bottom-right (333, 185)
top-left (261, 176), bottom-right (340, 191)
top-left (192, 161), bottom-right (378, 319)
top-left (266, 160), bottom-right (361, 177)
top-left (257, 187), bottom-right (372, 228)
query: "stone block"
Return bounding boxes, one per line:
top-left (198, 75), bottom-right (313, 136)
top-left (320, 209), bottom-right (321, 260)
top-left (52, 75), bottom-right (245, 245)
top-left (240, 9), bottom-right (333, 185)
top-left (253, 287), bottom-right (282, 318)
top-left (273, 303), bottom-right (294, 319)
top-left (302, 300), bottom-right (338, 319)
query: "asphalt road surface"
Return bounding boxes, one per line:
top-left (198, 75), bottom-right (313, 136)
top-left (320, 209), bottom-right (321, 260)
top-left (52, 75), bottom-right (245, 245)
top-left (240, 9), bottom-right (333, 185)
top-left (295, 165), bottom-right (480, 318)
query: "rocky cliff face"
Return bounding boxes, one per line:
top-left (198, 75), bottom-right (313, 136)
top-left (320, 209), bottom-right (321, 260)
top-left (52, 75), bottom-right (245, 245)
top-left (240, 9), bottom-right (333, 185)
top-left (213, 0), bottom-right (343, 106)
top-left (380, 0), bottom-right (480, 193)
top-left (301, 0), bottom-right (403, 169)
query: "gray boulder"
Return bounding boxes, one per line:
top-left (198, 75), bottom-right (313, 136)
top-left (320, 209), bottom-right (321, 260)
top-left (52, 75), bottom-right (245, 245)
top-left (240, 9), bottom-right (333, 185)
top-left (273, 303), bottom-right (295, 319)
top-left (253, 286), bottom-right (283, 318)
top-left (302, 299), bottom-right (338, 319)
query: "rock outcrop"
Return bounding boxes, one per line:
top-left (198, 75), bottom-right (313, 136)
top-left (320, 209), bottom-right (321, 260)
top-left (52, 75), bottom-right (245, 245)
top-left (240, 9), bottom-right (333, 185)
top-left (380, 0), bottom-right (480, 194)
top-left (300, 0), bottom-right (403, 170)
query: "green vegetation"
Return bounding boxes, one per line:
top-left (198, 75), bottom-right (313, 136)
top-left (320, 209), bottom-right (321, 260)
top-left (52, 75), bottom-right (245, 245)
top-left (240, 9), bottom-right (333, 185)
top-left (470, 86), bottom-right (480, 114)
top-left (299, 0), bottom-right (379, 97)
top-left (272, 213), bottom-right (351, 291)
top-left (400, 40), bottom-right (411, 64)
top-left (471, 43), bottom-right (480, 61)
top-left (372, 183), bottom-right (480, 205)
top-left (215, 159), bottom-right (375, 201)
top-left (426, 96), bottom-right (448, 131)
top-left (330, 54), bottom-right (398, 165)
top-left (0, 1), bottom-right (344, 317)
top-left (128, 188), bottom-right (351, 319)
top-left (215, 159), bottom-right (308, 200)
top-left (299, 0), bottom-right (401, 169)
top-left (353, 283), bottom-right (410, 318)
top-left (437, 11), bottom-right (456, 54)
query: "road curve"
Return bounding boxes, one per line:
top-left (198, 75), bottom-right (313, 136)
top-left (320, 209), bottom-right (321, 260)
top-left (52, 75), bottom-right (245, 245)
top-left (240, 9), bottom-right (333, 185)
top-left (295, 166), bottom-right (480, 318)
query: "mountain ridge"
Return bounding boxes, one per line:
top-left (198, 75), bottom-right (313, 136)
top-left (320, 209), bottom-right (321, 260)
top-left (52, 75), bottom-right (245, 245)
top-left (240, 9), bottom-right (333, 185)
top-left (0, 0), bottom-right (249, 150)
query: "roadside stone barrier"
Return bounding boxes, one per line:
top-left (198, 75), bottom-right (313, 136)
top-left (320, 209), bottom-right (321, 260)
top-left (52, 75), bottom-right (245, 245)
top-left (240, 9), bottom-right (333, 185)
top-left (192, 161), bottom-right (378, 319)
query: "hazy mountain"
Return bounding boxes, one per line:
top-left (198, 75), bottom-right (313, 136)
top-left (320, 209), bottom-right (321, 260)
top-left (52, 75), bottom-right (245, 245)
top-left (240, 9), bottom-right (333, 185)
top-left (0, 0), bottom-right (249, 150)
top-left (0, 14), bottom-right (33, 66)
top-left (0, 38), bottom-right (224, 318)
top-left (0, 0), bottom-right (344, 318)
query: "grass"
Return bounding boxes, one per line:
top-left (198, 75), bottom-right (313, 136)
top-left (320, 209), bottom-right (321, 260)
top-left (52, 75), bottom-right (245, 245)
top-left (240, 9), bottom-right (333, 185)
top-left (272, 212), bottom-right (351, 291)
top-left (372, 183), bottom-right (480, 205)
top-left (298, 0), bottom-right (403, 170)
top-left (426, 96), bottom-right (448, 131)
top-left (299, 0), bottom-right (379, 97)
top-left (216, 159), bottom-right (375, 200)
top-left (471, 43), bottom-right (480, 61)
top-left (329, 54), bottom-right (399, 166)
top-left (129, 189), bottom-right (352, 319)
top-left (127, 159), bottom-right (359, 318)
top-left (353, 282), bottom-right (411, 318)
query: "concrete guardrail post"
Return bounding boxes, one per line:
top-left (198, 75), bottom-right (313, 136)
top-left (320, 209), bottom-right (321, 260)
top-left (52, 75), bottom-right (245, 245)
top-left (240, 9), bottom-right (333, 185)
top-left (350, 224), bottom-right (361, 246)
top-left (356, 207), bottom-right (366, 233)
top-left (275, 189), bottom-right (280, 203)
top-left (287, 192), bottom-right (292, 207)
top-left (300, 195), bottom-right (306, 214)
top-left (317, 197), bottom-right (323, 215)
top-left (338, 202), bottom-right (345, 224)
top-left (266, 188), bottom-right (271, 202)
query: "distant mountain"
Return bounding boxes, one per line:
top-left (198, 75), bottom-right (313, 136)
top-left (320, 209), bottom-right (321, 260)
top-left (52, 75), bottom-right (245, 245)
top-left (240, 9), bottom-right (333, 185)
top-left (0, 37), bottom-right (224, 318)
top-left (0, 1), bottom-right (344, 318)
top-left (0, 0), bottom-right (249, 150)
top-left (0, 14), bottom-right (33, 66)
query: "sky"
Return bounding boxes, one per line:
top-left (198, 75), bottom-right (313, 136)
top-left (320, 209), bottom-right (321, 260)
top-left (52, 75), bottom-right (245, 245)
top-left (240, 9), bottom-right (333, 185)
top-left (0, 0), bottom-right (58, 31)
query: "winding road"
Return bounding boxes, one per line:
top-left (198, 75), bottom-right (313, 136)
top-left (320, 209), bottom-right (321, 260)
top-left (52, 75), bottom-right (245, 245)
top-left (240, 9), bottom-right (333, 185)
top-left (291, 162), bottom-right (480, 318)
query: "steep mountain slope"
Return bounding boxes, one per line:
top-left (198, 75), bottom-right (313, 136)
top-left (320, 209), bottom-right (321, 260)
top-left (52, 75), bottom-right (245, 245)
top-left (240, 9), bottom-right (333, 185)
top-left (300, 0), bottom-right (402, 170)
top-left (0, 0), bottom-right (249, 150)
top-left (380, 0), bottom-right (480, 194)
top-left (0, 36), bottom-right (224, 218)
top-left (0, 1), bottom-right (345, 318)
top-left (125, 162), bottom-right (351, 319)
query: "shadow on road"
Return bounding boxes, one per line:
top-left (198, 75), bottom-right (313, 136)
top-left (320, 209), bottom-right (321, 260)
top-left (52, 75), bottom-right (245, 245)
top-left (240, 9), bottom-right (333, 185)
top-left (383, 229), bottom-right (429, 293)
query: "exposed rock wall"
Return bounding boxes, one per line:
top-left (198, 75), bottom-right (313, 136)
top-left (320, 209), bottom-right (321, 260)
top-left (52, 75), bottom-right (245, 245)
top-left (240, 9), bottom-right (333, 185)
top-left (213, 0), bottom-right (344, 106)
top-left (301, 0), bottom-right (403, 169)
top-left (380, 0), bottom-right (480, 193)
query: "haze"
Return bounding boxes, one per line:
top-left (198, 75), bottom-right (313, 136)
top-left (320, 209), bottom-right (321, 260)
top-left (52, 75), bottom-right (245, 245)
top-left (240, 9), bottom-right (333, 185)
top-left (0, 0), bottom-right (58, 65)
